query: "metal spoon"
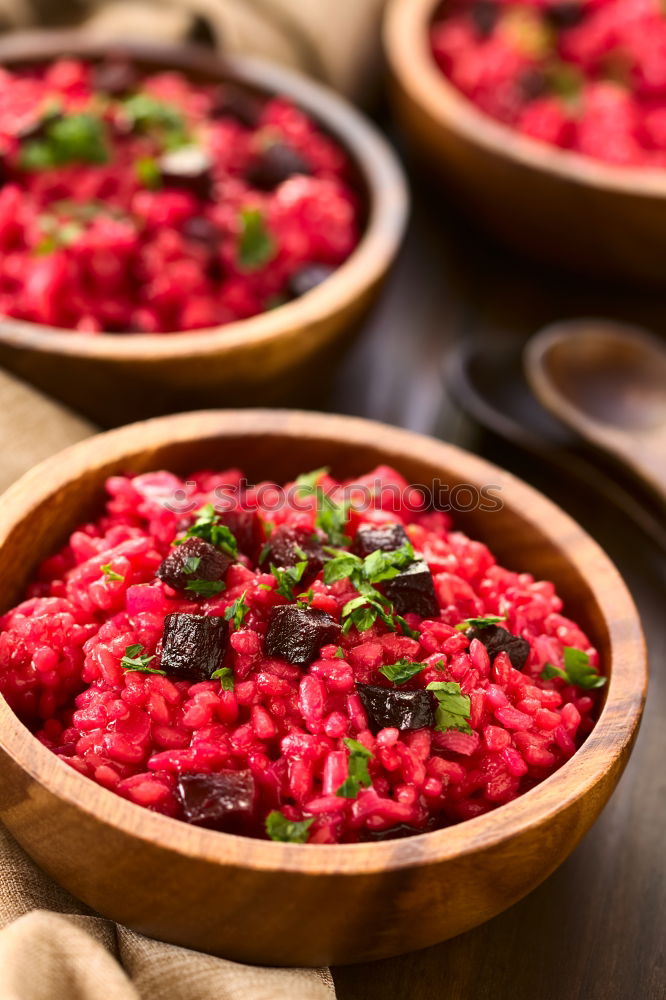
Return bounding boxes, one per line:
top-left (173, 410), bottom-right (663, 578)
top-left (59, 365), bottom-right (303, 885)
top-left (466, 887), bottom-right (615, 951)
top-left (525, 319), bottom-right (666, 506)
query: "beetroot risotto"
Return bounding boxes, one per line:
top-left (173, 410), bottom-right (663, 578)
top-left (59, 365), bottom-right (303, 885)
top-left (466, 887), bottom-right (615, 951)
top-left (431, 0), bottom-right (666, 167)
top-left (0, 57), bottom-right (359, 333)
top-left (0, 466), bottom-right (606, 843)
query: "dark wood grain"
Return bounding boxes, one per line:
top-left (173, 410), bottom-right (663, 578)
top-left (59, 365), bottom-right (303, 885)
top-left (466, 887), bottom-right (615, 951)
top-left (0, 32), bottom-right (408, 426)
top-left (384, 0), bottom-right (666, 286)
top-left (0, 410), bottom-right (645, 967)
top-left (329, 164), bottom-right (665, 1000)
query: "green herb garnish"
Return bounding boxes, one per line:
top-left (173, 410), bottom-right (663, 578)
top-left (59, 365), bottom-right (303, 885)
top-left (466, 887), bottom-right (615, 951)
top-left (336, 737), bottom-right (374, 799)
top-left (265, 810), bottom-right (314, 843)
top-left (379, 659), bottom-right (425, 684)
top-left (315, 489), bottom-right (350, 547)
top-left (427, 681), bottom-right (472, 734)
top-left (294, 467), bottom-right (330, 496)
top-left (121, 93), bottom-right (188, 146)
top-left (541, 647), bottom-right (606, 689)
top-left (184, 578), bottom-right (226, 597)
top-left (182, 555), bottom-right (202, 575)
top-left (454, 615), bottom-right (506, 632)
top-left (20, 113), bottom-right (109, 171)
top-left (100, 563), bottom-right (123, 582)
top-left (120, 643), bottom-right (165, 675)
top-left (210, 666), bottom-right (235, 691)
top-left (237, 207), bottom-right (276, 271)
top-left (135, 156), bottom-right (161, 189)
top-left (270, 561), bottom-right (308, 600)
top-left (224, 591), bottom-right (250, 630)
top-left (334, 646), bottom-right (345, 658)
top-left (178, 504), bottom-right (238, 559)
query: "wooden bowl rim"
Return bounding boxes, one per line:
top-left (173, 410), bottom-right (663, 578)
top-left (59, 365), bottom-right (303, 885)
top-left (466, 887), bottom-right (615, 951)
top-left (0, 410), bottom-right (646, 875)
top-left (384, 0), bottom-right (666, 198)
top-left (0, 31), bottom-right (408, 359)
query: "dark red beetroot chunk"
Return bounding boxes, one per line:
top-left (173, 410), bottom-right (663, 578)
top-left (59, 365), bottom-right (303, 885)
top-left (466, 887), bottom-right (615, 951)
top-left (259, 525), bottom-right (324, 584)
top-left (287, 263), bottom-right (335, 299)
top-left (265, 605), bottom-right (340, 666)
top-left (352, 522), bottom-right (410, 558)
top-left (380, 561), bottom-right (438, 619)
top-left (469, 625), bottom-right (530, 670)
top-left (156, 537), bottom-right (233, 594)
top-left (159, 146), bottom-right (214, 200)
top-left (161, 613), bottom-right (229, 680)
top-left (175, 770), bottom-right (255, 831)
top-left (209, 84), bottom-right (262, 128)
top-left (358, 684), bottom-right (435, 732)
top-left (91, 56), bottom-right (139, 96)
top-left (245, 142), bottom-right (312, 190)
top-left (222, 509), bottom-right (263, 562)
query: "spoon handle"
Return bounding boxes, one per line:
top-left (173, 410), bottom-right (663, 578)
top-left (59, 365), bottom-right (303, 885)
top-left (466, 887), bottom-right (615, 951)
top-left (611, 430), bottom-right (666, 507)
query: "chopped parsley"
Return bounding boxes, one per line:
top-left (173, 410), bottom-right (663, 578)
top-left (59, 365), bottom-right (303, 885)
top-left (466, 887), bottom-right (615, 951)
top-left (120, 643), bottom-right (165, 675)
top-left (182, 555), bottom-right (202, 576)
top-left (184, 578), bottom-right (225, 598)
top-left (265, 810), bottom-right (314, 843)
top-left (315, 489), bottom-right (350, 547)
top-left (427, 681), bottom-right (472, 734)
top-left (270, 561), bottom-right (308, 600)
top-left (334, 646), bottom-right (345, 658)
top-left (210, 666), bottom-right (235, 691)
top-left (541, 647), bottom-right (606, 689)
top-left (379, 659), bottom-right (425, 685)
top-left (294, 467), bottom-right (330, 496)
top-left (177, 504), bottom-right (238, 559)
top-left (336, 737), bottom-right (374, 799)
top-left (237, 207), bottom-right (275, 271)
top-left (121, 93), bottom-right (188, 147)
top-left (455, 615), bottom-right (507, 631)
top-left (224, 591), bottom-right (250, 630)
top-left (20, 112), bottom-right (109, 171)
top-left (135, 156), bottom-right (161, 189)
top-left (100, 563), bottom-right (123, 582)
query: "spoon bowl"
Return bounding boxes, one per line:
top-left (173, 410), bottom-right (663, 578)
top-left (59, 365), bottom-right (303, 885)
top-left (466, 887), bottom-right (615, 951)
top-left (525, 320), bottom-right (666, 504)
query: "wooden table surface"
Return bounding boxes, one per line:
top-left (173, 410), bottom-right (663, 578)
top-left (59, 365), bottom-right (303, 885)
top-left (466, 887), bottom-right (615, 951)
top-left (329, 171), bottom-right (666, 1000)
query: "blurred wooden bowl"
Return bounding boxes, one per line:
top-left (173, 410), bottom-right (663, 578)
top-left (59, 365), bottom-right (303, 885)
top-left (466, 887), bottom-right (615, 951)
top-left (384, 0), bottom-right (666, 284)
top-left (0, 33), bottom-right (408, 426)
top-left (0, 409), bottom-right (646, 966)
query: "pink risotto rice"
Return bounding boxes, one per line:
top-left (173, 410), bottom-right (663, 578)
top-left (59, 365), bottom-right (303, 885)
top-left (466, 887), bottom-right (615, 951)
top-left (0, 57), bottom-right (359, 333)
top-left (0, 466), bottom-right (605, 843)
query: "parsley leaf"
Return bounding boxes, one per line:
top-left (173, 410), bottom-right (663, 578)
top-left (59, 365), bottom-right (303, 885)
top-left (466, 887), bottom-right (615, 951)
top-left (265, 810), bottom-right (314, 843)
top-left (295, 467), bottom-right (330, 496)
top-left (224, 591), bottom-right (250, 630)
top-left (541, 646), bottom-right (606, 689)
top-left (237, 207), bottom-right (275, 271)
top-left (323, 550), bottom-right (362, 585)
top-left (135, 156), bottom-right (161, 189)
top-left (270, 561), bottom-right (308, 600)
top-left (334, 646), bottom-right (345, 658)
top-left (184, 578), bottom-right (225, 597)
top-left (120, 643), bottom-right (165, 675)
top-left (182, 555), bottom-right (202, 575)
top-left (363, 540), bottom-right (415, 583)
top-left (427, 681), bottom-right (472, 734)
top-left (379, 659), bottom-right (425, 684)
top-left (315, 489), bottom-right (350, 547)
top-left (122, 93), bottom-right (188, 145)
top-left (454, 615), bottom-right (506, 632)
top-left (178, 504), bottom-right (238, 558)
top-left (210, 666), bottom-right (234, 691)
top-left (21, 113), bottom-right (109, 171)
top-left (336, 737), bottom-right (374, 799)
top-left (100, 563), bottom-right (123, 582)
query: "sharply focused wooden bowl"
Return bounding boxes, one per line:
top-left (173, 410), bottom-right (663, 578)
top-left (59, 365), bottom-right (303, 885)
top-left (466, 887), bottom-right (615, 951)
top-left (0, 410), bottom-right (646, 966)
top-left (384, 0), bottom-right (666, 284)
top-left (0, 33), bottom-right (408, 426)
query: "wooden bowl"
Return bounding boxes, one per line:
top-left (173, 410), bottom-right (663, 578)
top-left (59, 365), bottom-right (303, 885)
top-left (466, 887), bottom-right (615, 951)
top-left (0, 410), bottom-right (646, 965)
top-left (0, 33), bottom-right (408, 426)
top-left (384, 0), bottom-right (666, 285)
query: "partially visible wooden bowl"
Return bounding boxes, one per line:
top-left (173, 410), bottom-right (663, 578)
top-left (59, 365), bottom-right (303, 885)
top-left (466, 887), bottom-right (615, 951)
top-left (384, 0), bottom-right (666, 284)
top-left (0, 410), bottom-right (646, 966)
top-left (0, 33), bottom-right (408, 426)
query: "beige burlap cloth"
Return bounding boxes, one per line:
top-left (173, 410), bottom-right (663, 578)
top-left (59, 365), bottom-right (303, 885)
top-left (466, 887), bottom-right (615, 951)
top-left (0, 381), bottom-right (339, 998)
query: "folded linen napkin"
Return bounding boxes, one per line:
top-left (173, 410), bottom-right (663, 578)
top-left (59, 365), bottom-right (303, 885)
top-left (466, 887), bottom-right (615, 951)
top-left (0, 372), bottom-right (337, 998)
